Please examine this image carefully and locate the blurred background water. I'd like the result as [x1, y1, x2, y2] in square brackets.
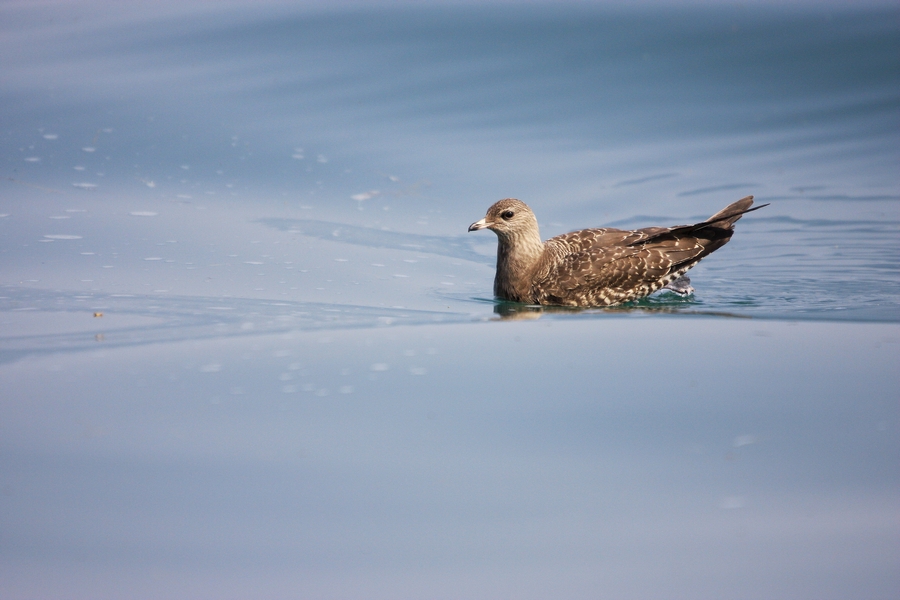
[1, 1, 898, 598]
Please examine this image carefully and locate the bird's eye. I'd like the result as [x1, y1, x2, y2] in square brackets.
[501, 210, 515, 220]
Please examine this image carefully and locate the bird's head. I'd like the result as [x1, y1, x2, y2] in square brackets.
[468, 198, 539, 242]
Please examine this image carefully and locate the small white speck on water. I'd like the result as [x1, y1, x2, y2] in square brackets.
[44, 234, 82, 240]
[733, 434, 757, 447]
[25, 157, 40, 162]
[82, 147, 96, 152]
[143, 257, 162, 261]
[409, 367, 427, 375]
[200, 363, 221, 373]
[72, 182, 97, 190]
[130, 211, 158, 217]
[370, 363, 389, 372]
[43, 133, 58, 140]
[339, 385, 354, 394]
[351, 190, 379, 201]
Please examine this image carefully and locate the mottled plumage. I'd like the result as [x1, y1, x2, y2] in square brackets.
[468, 196, 765, 307]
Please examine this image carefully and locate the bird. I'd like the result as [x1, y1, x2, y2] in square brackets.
[468, 196, 766, 307]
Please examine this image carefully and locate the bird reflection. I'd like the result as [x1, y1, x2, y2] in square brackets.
[492, 295, 750, 320]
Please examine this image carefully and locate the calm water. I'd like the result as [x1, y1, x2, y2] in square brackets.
[1, 2, 898, 598]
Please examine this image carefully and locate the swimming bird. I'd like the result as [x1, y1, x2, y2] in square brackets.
[468, 196, 766, 307]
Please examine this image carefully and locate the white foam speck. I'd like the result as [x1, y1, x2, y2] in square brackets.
[24, 157, 40, 162]
[351, 190, 379, 201]
[339, 385, 354, 394]
[72, 182, 97, 190]
[49, 215, 70, 220]
[74, 166, 85, 171]
[317, 154, 328, 163]
[43, 134, 58, 140]
[129, 211, 158, 217]
[733, 434, 757, 447]
[200, 363, 221, 373]
[44, 234, 82, 240]
[370, 363, 390, 372]
[143, 257, 163, 261]
[0, 214, 9, 218]
[82, 147, 96, 153]
[409, 367, 427, 375]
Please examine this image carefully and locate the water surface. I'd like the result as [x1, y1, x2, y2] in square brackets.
[1, 2, 898, 598]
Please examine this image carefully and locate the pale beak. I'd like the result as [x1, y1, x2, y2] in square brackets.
[468, 218, 490, 232]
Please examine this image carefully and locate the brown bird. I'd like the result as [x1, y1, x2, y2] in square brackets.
[468, 196, 766, 307]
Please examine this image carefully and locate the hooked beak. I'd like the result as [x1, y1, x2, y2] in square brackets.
[468, 217, 491, 232]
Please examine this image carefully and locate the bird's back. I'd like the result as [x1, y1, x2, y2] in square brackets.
[530, 196, 757, 306]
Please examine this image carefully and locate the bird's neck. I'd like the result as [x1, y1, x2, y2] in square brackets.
[494, 228, 545, 302]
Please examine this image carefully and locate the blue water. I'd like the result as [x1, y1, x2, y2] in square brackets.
[1, 2, 898, 598]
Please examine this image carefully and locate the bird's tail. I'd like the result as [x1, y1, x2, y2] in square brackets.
[627, 196, 767, 248]
[703, 196, 767, 229]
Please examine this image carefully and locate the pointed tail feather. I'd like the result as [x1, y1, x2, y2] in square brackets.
[703, 196, 769, 229]
[628, 196, 768, 247]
